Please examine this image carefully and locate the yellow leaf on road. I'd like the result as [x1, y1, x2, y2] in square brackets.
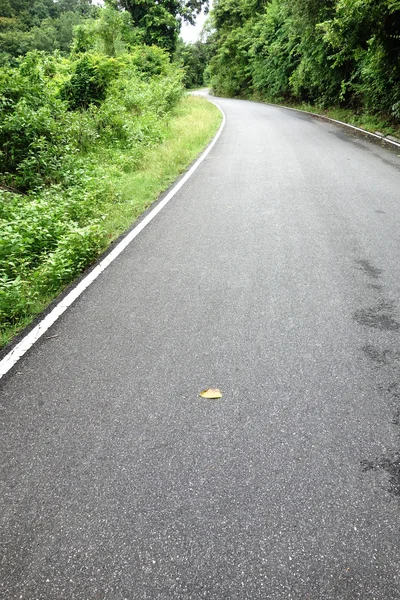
[199, 388, 222, 399]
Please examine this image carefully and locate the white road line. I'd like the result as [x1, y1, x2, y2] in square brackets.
[266, 102, 400, 148]
[0, 100, 226, 380]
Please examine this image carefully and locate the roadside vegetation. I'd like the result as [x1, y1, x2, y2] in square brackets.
[174, 37, 212, 89]
[6, 0, 399, 349]
[0, 1, 220, 349]
[208, 0, 400, 137]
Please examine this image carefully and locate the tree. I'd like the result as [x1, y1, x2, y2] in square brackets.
[71, 6, 140, 55]
[209, 0, 400, 121]
[174, 37, 211, 87]
[321, 0, 400, 112]
[0, 0, 98, 60]
[109, 0, 208, 53]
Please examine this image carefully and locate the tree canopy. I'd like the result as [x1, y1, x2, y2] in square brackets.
[0, 0, 97, 61]
[0, 0, 209, 60]
[108, 0, 208, 53]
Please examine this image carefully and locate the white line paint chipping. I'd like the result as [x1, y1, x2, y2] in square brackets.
[0, 101, 226, 380]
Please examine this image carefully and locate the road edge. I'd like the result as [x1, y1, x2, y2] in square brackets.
[263, 101, 400, 150]
[0, 100, 226, 380]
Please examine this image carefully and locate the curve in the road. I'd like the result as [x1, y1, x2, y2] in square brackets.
[1, 94, 400, 600]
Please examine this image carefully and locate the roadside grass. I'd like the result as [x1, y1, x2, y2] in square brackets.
[0, 95, 222, 350]
[95, 95, 222, 241]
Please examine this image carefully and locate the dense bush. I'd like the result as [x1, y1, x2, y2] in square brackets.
[0, 52, 71, 190]
[209, 0, 400, 120]
[0, 184, 106, 324]
[174, 38, 212, 88]
[60, 54, 120, 109]
[0, 43, 184, 330]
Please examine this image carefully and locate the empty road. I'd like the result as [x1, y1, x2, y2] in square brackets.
[1, 95, 400, 599]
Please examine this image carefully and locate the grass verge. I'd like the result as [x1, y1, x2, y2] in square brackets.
[95, 95, 222, 241]
[0, 95, 222, 350]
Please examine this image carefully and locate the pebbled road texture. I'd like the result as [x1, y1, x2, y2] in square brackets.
[1, 96, 400, 599]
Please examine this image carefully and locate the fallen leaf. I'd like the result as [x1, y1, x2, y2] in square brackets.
[199, 388, 222, 399]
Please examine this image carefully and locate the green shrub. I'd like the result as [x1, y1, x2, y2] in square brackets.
[250, 0, 300, 100]
[0, 44, 184, 334]
[0, 52, 70, 190]
[209, 26, 254, 97]
[32, 223, 106, 293]
[60, 54, 122, 110]
[129, 44, 173, 78]
[0, 275, 37, 327]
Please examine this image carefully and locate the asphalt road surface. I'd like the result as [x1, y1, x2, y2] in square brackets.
[1, 95, 400, 599]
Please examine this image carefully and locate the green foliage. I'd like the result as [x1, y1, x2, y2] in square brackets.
[129, 44, 176, 77]
[209, 22, 254, 97]
[250, 0, 300, 99]
[0, 0, 209, 59]
[0, 52, 71, 190]
[32, 222, 106, 293]
[0, 0, 97, 61]
[320, 0, 400, 112]
[174, 38, 211, 88]
[95, 6, 138, 55]
[209, 0, 400, 119]
[71, 6, 141, 56]
[111, 0, 208, 53]
[60, 54, 121, 109]
[210, 0, 275, 97]
[0, 28, 185, 334]
[0, 184, 105, 325]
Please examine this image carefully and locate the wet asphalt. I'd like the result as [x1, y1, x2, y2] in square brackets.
[1, 95, 400, 599]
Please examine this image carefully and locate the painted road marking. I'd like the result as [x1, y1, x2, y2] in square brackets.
[0, 100, 226, 380]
